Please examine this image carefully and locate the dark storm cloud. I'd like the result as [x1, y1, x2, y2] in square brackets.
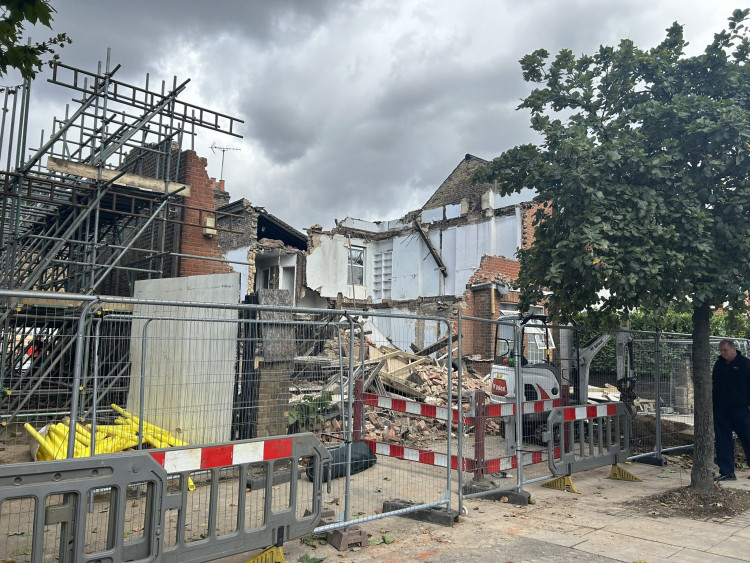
[13, 0, 745, 231]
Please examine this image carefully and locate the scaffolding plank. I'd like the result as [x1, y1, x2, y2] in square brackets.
[46, 157, 191, 197]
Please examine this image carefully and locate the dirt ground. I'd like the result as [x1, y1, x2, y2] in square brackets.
[630, 415, 694, 452]
[625, 451, 750, 521]
[631, 483, 750, 520]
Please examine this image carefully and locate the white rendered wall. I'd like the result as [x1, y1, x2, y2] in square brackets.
[306, 212, 521, 302]
[306, 234, 368, 300]
[224, 247, 250, 296]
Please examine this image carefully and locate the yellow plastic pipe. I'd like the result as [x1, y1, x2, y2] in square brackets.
[24, 423, 56, 460]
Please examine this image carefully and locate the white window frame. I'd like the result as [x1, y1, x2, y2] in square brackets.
[347, 246, 365, 286]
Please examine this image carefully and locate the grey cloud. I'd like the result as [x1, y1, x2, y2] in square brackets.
[14, 0, 745, 233]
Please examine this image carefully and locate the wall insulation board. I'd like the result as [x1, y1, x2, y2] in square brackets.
[127, 273, 241, 445]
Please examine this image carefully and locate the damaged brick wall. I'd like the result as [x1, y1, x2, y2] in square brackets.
[177, 150, 234, 277]
[460, 255, 520, 370]
[217, 200, 259, 294]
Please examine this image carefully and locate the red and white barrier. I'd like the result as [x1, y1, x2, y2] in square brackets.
[149, 438, 293, 473]
[483, 398, 563, 420]
[358, 387, 565, 479]
[364, 439, 460, 470]
[562, 403, 618, 421]
[363, 392, 459, 422]
[364, 438, 559, 474]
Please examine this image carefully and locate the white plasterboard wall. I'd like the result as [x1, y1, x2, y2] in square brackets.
[306, 212, 521, 302]
[429, 215, 520, 295]
[127, 273, 240, 445]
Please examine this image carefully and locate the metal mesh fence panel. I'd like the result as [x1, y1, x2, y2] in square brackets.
[318, 310, 456, 531]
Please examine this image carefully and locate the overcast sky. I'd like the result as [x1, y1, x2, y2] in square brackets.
[16, 1, 745, 231]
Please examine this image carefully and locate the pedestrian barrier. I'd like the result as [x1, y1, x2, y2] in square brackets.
[0, 433, 331, 563]
[355, 384, 460, 467]
[356, 384, 562, 506]
[467, 390, 563, 481]
[542, 402, 640, 493]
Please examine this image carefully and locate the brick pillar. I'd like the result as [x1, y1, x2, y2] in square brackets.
[255, 289, 293, 437]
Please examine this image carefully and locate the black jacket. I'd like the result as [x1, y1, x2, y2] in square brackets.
[712, 350, 750, 410]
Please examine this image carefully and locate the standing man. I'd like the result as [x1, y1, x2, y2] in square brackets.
[713, 339, 750, 481]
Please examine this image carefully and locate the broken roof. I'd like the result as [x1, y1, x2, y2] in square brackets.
[218, 198, 308, 250]
[421, 154, 494, 211]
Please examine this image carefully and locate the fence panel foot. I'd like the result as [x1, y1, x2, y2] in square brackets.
[327, 526, 369, 550]
[542, 475, 581, 494]
[462, 479, 530, 505]
[382, 499, 460, 526]
[608, 465, 643, 482]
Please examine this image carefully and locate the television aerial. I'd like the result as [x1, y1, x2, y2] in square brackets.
[210, 142, 241, 180]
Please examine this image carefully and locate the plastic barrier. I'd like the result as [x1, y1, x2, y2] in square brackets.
[0, 433, 331, 563]
[544, 402, 632, 476]
[467, 390, 563, 480]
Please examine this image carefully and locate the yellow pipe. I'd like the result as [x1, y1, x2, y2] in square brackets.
[24, 423, 56, 460]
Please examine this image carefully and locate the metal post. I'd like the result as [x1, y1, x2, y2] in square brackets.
[474, 389, 486, 481]
[138, 319, 154, 449]
[514, 319, 524, 488]
[90, 317, 102, 456]
[353, 379, 363, 442]
[457, 312, 464, 514]
[446, 322, 454, 511]
[654, 334, 663, 458]
[67, 299, 100, 456]
[343, 315, 355, 524]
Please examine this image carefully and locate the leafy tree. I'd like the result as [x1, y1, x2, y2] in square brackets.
[475, 10, 750, 491]
[0, 0, 70, 80]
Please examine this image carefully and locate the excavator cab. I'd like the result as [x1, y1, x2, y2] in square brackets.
[490, 313, 559, 404]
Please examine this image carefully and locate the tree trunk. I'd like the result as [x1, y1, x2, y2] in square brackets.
[690, 302, 715, 490]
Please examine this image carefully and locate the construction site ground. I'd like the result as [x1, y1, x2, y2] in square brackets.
[219, 460, 750, 563]
[5, 422, 750, 561]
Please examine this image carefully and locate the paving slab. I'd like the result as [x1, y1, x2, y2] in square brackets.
[572, 529, 683, 561]
[666, 547, 748, 562]
[601, 517, 735, 550]
[707, 535, 750, 561]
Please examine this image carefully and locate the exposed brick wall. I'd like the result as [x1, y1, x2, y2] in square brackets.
[177, 151, 234, 277]
[521, 201, 548, 250]
[460, 255, 521, 370]
[467, 255, 520, 283]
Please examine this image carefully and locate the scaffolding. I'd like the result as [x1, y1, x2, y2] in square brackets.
[0, 50, 245, 432]
[0, 50, 244, 295]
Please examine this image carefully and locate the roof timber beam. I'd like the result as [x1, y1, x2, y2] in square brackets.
[413, 220, 448, 278]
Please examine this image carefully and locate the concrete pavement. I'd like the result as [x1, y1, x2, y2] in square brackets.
[220, 461, 750, 562]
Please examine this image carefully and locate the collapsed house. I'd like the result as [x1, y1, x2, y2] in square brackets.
[302, 154, 543, 362]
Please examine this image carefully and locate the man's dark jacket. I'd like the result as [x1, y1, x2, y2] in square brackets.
[712, 350, 750, 410]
